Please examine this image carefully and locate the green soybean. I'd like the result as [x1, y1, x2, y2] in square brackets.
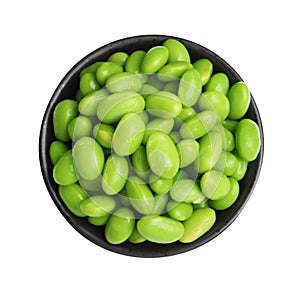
[199, 91, 230, 121]
[101, 155, 129, 195]
[149, 173, 173, 195]
[78, 175, 102, 193]
[158, 61, 192, 82]
[222, 119, 238, 133]
[80, 62, 104, 78]
[96, 62, 123, 86]
[97, 91, 145, 124]
[231, 151, 248, 181]
[167, 201, 193, 221]
[143, 117, 174, 144]
[196, 131, 223, 174]
[146, 131, 179, 179]
[163, 39, 190, 63]
[112, 113, 145, 156]
[106, 72, 142, 93]
[88, 213, 111, 226]
[59, 183, 88, 217]
[105, 207, 135, 244]
[177, 139, 199, 168]
[67, 116, 92, 141]
[235, 119, 261, 162]
[137, 215, 184, 244]
[179, 110, 218, 139]
[205, 72, 230, 95]
[178, 68, 202, 106]
[80, 195, 116, 217]
[125, 50, 146, 73]
[163, 81, 179, 94]
[214, 151, 238, 176]
[53, 150, 78, 185]
[180, 208, 216, 243]
[78, 88, 109, 116]
[93, 123, 114, 149]
[138, 83, 159, 99]
[141, 46, 169, 73]
[170, 179, 205, 203]
[107, 52, 128, 67]
[126, 176, 155, 215]
[49, 140, 69, 165]
[146, 91, 182, 118]
[80, 73, 100, 96]
[128, 227, 146, 244]
[200, 170, 230, 200]
[72, 137, 104, 180]
[53, 99, 78, 142]
[193, 58, 213, 86]
[75, 90, 83, 102]
[131, 145, 150, 180]
[177, 107, 196, 122]
[228, 82, 250, 120]
[152, 194, 169, 215]
[209, 177, 239, 210]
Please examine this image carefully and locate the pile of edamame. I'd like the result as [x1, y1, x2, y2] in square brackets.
[50, 39, 261, 245]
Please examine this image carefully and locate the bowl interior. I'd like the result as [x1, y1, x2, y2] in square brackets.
[39, 35, 264, 257]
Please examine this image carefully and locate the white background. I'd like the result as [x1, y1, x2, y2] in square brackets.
[1, 0, 299, 290]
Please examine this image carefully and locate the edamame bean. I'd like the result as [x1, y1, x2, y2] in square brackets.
[125, 50, 146, 74]
[177, 139, 199, 168]
[205, 72, 230, 95]
[67, 116, 92, 141]
[180, 208, 216, 243]
[106, 72, 142, 93]
[53, 150, 78, 185]
[80, 72, 100, 96]
[143, 117, 174, 144]
[177, 107, 196, 122]
[178, 68, 202, 106]
[112, 113, 145, 156]
[146, 91, 182, 118]
[212, 124, 235, 152]
[53, 99, 78, 142]
[167, 201, 193, 221]
[138, 83, 159, 99]
[222, 119, 238, 133]
[49, 140, 69, 165]
[105, 207, 135, 244]
[107, 52, 128, 67]
[200, 170, 230, 200]
[97, 91, 145, 124]
[78, 175, 102, 193]
[146, 74, 165, 90]
[101, 155, 129, 195]
[235, 119, 261, 162]
[80, 195, 115, 217]
[128, 227, 146, 244]
[59, 183, 88, 217]
[170, 179, 205, 203]
[146, 131, 179, 179]
[158, 61, 192, 82]
[196, 131, 223, 174]
[78, 88, 109, 116]
[137, 215, 184, 244]
[163, 81, 179, 94]
[80, 62, 104, 78]
[231, 151, 248, 181]
[140, 46, 169, 73]
[131, 145, 150, 179]
[96, 62, 123, 86]
[88, 213, 111, 226]
[213, 151, 238, 176]
[193, 58, 213, 85]
[152, 193, 169, 215]
[76, 90, 83, 102]
[163, 39, 190, 63]
[149, 173, 173, 195]
[93, 123, 114, 149]
[126, 176, 155, 215]
[179, 110, 218, 139]
[208, 177, 239, 210]
[72, 137, 104, 180]
[228, 82, 250, 120]
[199, 90, 230, 121]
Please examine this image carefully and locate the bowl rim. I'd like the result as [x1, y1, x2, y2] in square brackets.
[39, 34, 264, 257]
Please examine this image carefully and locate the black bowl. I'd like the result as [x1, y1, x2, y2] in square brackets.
[39, 35, 264, 257]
